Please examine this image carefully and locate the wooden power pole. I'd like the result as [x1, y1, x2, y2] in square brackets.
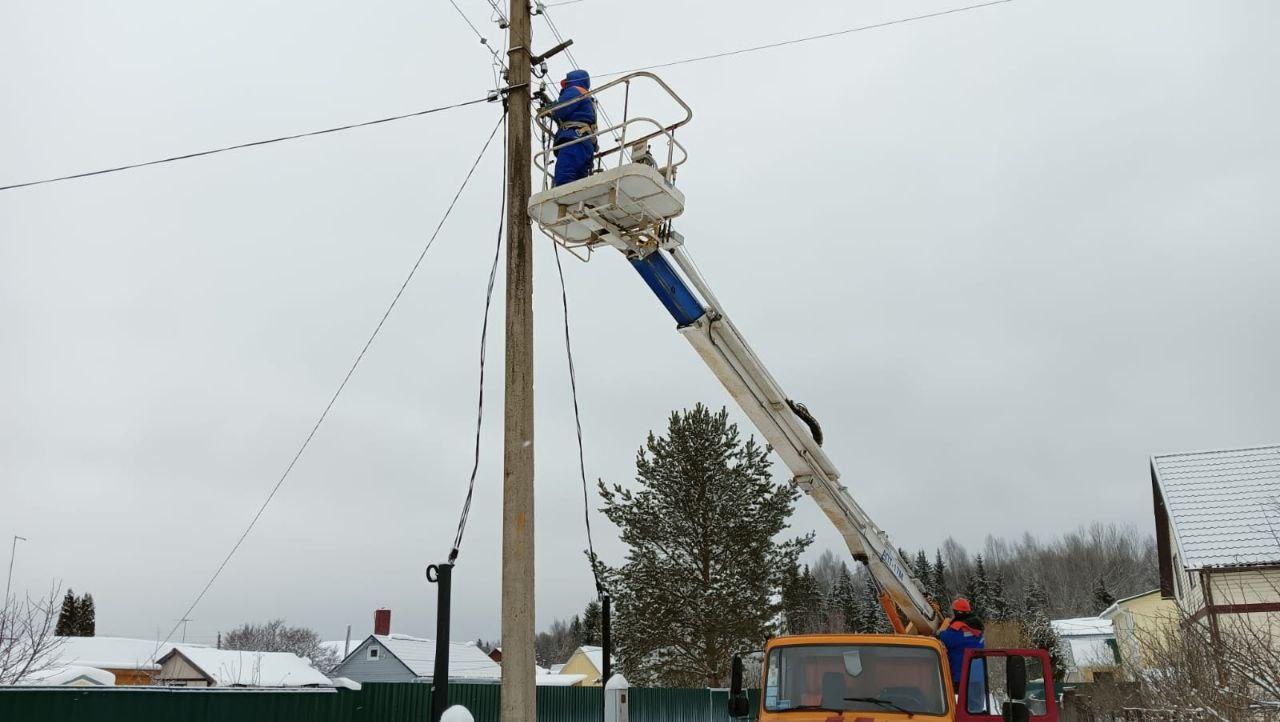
[501, 0, 536, 720]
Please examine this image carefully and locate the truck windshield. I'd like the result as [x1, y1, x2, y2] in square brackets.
[764, 644, 948, 717]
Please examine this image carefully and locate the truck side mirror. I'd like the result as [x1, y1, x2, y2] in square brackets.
[1006, 656, 1027, 699]
[727, 655, 749, 718]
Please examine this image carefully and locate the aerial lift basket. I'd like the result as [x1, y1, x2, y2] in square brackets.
[528, 72, 692, 260]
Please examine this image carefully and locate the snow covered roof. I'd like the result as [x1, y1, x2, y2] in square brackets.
[1051, 617, 1114, 638]
[51, 636, 188, 671]
[1152, 445, 1280, 569]
[162, 647, 333, 687]
[22, 665, 116, 686]
[581, 645, 605, 674]
[535, 673, 588, 686]
[372, 634, 502, 681]
[1051, 618, 1117, 672]
[1098, 589, 1163, 620]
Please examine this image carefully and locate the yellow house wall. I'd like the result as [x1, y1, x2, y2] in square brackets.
[560, 650, 601, 686]
[1104, 591, 1178, 674]
[1209, 569, 1280, 606]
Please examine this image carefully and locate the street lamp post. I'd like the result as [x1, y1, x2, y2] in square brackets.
[5, 535, 28, 605]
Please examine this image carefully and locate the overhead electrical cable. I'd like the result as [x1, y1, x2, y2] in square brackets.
[597, 0, 1012, 78]
[448, 112, 509, 564]
[550, 239, 605, 593]
[447, 0, 508, 71]
[159, 111, 506, 647]
[0, 95, 493, 192]
[537, 7, 623, 147]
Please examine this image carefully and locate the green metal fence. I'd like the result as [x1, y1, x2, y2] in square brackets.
[0, 682, 753, 722]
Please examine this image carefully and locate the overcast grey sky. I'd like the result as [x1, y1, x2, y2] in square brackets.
[2, 0, 1277, 647]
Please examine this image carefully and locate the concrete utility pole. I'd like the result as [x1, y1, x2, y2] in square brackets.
[500, 0, 536, 720]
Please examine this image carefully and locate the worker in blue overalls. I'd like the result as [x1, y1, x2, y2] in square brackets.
[551, 69, 597, 186]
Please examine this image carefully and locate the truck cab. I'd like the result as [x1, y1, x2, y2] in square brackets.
[729, 635, 1058, 722]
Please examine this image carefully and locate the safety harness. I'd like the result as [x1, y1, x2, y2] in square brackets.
[557, 86, 597, 140]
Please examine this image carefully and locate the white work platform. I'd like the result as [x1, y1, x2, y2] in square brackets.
[528, 163, 685, 248]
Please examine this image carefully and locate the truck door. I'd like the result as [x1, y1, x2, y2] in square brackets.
[955, 649, 1058, 722]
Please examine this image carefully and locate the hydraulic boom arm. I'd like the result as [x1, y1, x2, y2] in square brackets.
[628, 242, 942, 636]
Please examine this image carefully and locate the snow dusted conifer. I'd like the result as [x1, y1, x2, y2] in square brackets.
[1092, 576, 1116, 613]
[856, 572, 891, 634]
[1022, 579, 1064, 680]
[987, 572, 1012, 621]
[54, 590, 78, 637]
[597, 404, 811, 687]
[833, 565, 857, 631]
[797, 565, 823, 633]
[912, 550, 932, 600]
[581, 601, 602, 646]
[931, 550, 949, 604]
[77, 593, 95, 637]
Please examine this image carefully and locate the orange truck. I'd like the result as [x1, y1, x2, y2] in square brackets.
[727, 635, 1057, 722]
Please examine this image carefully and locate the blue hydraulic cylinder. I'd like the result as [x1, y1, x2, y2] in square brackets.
[629, 251, 706, 327]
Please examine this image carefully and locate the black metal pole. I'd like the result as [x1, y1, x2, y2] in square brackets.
[601, 594, 612, 684]
[428, 563, 454, 722]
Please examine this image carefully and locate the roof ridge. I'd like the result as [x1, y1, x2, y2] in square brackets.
[1152, 444, 1280, 461]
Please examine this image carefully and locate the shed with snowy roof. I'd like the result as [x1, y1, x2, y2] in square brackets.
[155, 646, 333, 687]
[1050, 617, 1119, 684]
[1151, 444, 1280, 638]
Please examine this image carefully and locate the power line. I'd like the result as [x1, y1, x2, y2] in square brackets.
[597, 0, 1013, 78]
[537, 7, 623, 147]
[447, 0, 508, 70]
[160, 110, 507, 647]
[448, 112, 508, 564]
[0, 96, 492, 192]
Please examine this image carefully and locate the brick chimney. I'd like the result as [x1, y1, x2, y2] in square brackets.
[374, 608, 391, 636]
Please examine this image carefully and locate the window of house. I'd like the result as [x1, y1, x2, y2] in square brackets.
[1188, 569, 1196, 589]
[368, 645, 381, 661]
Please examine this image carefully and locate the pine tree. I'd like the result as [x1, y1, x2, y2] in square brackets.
[987, 572, 1012, 621]
[78, 593, 96, 636]
[1092, 576, 1116, 613]
[1022, 580, 1065, 680]
[779, 560, 805, 634]
[797, 566, 824, 633]
[931, 550, 948, 604]
[581, 600, 602, 646]
[568, 615, 583, 646]
[597, 404, 812, 687]
[55, 589, 78, 636]
[833, 566, 857, 632]
[856, 573, 890, 633]
[912, 550, 932, 600]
